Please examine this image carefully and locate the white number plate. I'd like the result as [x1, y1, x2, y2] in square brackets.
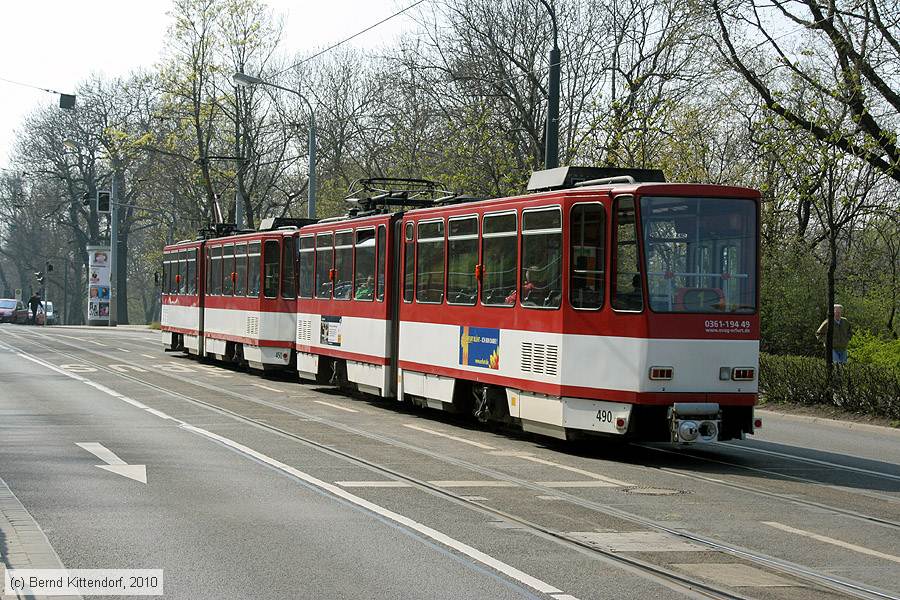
[563, 397, 632, 434]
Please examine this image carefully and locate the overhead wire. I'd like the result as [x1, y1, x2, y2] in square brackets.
[0, 75, 71, 96]
[275, 0, 429, 77]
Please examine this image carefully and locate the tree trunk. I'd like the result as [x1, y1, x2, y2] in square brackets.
[825, 235, 837, 378]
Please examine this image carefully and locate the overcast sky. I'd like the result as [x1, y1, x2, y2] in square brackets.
[0, 0, 415, 171]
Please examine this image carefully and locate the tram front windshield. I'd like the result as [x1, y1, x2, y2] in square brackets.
[640, 196, 756, 313]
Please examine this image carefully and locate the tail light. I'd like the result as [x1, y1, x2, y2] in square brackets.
[732, 368, 755, 381]
[649, 366, 673, 380]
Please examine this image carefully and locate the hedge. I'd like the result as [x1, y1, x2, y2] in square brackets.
[759, 353, 900, 420]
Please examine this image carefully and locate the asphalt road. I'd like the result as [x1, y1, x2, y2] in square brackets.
[1, 324, 898, 600]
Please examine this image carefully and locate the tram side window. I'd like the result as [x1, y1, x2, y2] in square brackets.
[403, 222, 414, 302]
[178, 250, 187, 295]
[376, 225, 386, 302]
[263, 240, 280, 298]
[354, 228, 375, 301]
[333, 232, 353, 300]
[481, 213, 517, 306]
[222, 246, 235, 296]
[416, 220, 445, 304]
[570, 204, 605, 309]
[168, 256, 175, 295]
[448, 217, 477, 305]
[234, 243, 247, 297]
[521, 208, 562, 309]
[211, 246, 223, 295]
[315, 233, 333, 299]
[281, 237, 296, 299]
[187, 250, 197, 295]
[611, 197, 643, 311]
[298, 236, 314, 298]
[163, 258, 170, 294]
[247, 242, 261, 297]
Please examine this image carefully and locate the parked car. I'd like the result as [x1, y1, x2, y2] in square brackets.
[44, 301, 57, 325]
[0, 299, 29, 324]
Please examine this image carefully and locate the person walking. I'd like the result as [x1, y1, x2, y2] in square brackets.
[27, 293, 43, 325]
[816, 304, 852, 364]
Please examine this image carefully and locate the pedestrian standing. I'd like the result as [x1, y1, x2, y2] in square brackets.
[816, 304, 852, 364]
[28, 293, 43, 325]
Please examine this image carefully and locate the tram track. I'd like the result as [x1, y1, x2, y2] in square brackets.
[3, 329, 897, 600]
[634, 446, 900, 530]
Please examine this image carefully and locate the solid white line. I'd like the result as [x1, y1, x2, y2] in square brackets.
[76, 442, 126, 466]
[252, 383, 284, 393]
[181, 423, 575, 597]
[313, 400, 359, 413]
[145, 408, 172, 420]
[762, 521, 900, 564]
[724, 444, 900, 482]
[402, 423, 496, 450]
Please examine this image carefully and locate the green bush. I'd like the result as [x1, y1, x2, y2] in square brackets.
[848, 330, 900, 369]
[759, 353, 900, 420]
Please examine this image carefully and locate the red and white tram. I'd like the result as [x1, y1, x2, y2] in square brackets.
[161, 239, 203, 355]
[161, 219, 308, 370]
[161, 167, 761, 444]
[294, 212, 398, 396]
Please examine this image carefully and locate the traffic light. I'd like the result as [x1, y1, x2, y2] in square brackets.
[97, 190, 111, 214]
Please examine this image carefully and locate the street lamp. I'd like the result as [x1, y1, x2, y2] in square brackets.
[232, 72, 317, 219]
[538, 0, 560, 169]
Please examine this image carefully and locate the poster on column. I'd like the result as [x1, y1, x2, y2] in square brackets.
[87, 246, 110, 324]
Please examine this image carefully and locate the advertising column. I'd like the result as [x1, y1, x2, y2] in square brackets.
[86, 246, 111, 325]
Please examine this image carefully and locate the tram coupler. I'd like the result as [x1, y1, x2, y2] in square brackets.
[669, 403, 720, 444]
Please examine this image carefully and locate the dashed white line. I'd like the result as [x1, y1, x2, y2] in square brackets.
[491, 451, 631, 487]
[429, 480, 516, 488]
[181, 423, 576, 598]
[403, 423, 496, 450]
[762, 521, 900, 565]
[87, 339, 107, 347]
[117, 347, 131, 353]
[337, 480, 411, 488]
[313, 400, 359, 413]
[252, 383, 284, 393]
[141, 354, 155, 359]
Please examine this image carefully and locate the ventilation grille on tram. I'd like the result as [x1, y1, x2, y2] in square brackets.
[297, 318, 312, 343]
[245, 316, 260, 337]
[520, 341, 559, 377]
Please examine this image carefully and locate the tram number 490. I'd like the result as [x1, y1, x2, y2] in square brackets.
[596, 409, 614, 424]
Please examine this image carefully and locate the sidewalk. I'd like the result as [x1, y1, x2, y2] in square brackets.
[0, 477, 80, 600]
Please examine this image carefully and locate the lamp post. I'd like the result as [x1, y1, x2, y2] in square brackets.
[538, 0, 560, 169]
[232, 72, 317, 219]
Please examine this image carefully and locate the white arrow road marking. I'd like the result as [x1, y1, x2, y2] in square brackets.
[76, 442, 147, 484]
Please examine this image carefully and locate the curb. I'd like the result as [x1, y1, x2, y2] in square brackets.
[756, 408, 900, 436]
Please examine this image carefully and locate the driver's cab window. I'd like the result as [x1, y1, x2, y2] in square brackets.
[611, 196, 643, 311]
